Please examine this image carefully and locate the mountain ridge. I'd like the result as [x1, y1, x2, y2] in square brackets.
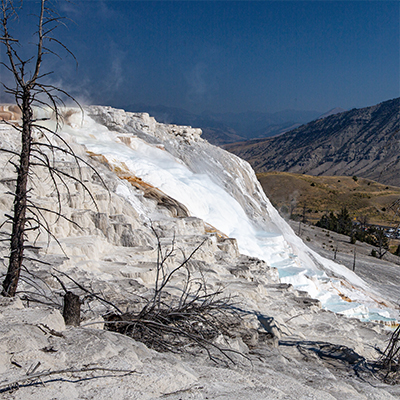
[225, 98, 400, 186]
[120, 103, 322, 145]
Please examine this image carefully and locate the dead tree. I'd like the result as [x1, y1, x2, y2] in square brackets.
[0, 0, 101, 297]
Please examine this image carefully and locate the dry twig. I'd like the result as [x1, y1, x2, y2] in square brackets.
[0, 366, 138, 393]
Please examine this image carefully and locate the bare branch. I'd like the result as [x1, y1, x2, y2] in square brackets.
[0, 366, 137, 393]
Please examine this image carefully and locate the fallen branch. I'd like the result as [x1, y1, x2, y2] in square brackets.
[0, 366, 138, 393]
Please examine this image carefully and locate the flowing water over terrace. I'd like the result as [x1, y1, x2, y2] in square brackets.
[38, 107, 398, 325]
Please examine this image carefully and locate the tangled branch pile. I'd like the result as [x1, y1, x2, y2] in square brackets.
[104, 232, 245, 364]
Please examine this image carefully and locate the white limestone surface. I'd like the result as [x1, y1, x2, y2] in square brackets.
[0, 108, 399, 399]
[46, 106, 398, 323]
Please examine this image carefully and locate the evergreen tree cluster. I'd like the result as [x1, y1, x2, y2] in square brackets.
[316, 207, 353, 235]
[353, 225, 389, 249]
[315, 208, 392, 258]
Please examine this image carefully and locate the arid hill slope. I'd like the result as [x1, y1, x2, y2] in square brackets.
[257, 172, 400, 225]
[226, 98, 400, 186]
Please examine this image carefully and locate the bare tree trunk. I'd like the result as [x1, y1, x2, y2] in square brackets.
[1, 0, 101, 297]
[2, 92, 32, 297]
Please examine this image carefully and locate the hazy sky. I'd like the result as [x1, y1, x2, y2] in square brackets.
[1, 0, 399, 114]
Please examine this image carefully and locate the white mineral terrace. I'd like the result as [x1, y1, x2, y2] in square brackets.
[36, 107, 397, 324]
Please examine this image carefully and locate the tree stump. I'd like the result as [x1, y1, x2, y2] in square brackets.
[63, 291, 80, 326]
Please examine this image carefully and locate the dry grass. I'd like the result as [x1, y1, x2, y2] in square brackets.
[257, 172, 400, 225]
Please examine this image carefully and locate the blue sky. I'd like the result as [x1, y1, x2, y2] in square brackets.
[1, 0, 399, 114]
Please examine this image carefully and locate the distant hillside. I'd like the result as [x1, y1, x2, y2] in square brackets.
[122, 103, 321, 145]
[317, 107, 346, 120]
[226, 98, 400, 186]
[257, 172, 400, 225]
